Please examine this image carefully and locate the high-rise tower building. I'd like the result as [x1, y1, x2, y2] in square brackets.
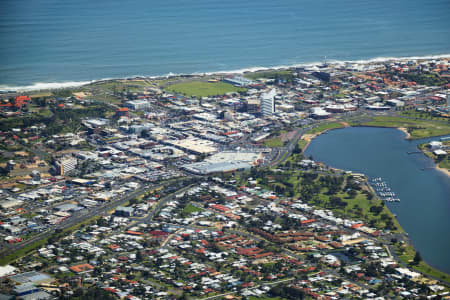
[260, 89, 277, 117]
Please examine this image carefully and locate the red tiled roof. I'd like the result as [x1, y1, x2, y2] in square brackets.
[300, 219, 315, 225]
[69, 263, 94, 273]
[351, 223, 364, 229]
[126, 230, 143, 235]
[150, 230, 168, 236]
[211, 204, 230, 212]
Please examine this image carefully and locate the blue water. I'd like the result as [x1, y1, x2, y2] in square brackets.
[305, 127, 450, 274]
[0, 0, 449, 88]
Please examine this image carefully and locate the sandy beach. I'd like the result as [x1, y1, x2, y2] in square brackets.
[301, 123, 350, 153]
[397, 127, 411, 139]
[436, 165, 450, 178]
[301, 134, 316, 153]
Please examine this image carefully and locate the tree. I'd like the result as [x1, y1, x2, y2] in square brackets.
[330, 196, 341, 207]
[97, 217, 108, 227]
[413, 251, 422, 265]
[347, 189, 357, 198]
[136, 250, 143, 262]
[293, 143, 302, 154]
[285, 160, 291, 168]
[370, 205, 383, 215]
[0, 167, 9, 177]
[140, 129, 150, 138]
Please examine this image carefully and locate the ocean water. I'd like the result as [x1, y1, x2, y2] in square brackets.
[0, 0, 449, 89]
[305, 127, 450, 274]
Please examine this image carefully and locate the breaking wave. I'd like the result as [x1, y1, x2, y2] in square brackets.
[1, 53, 449, 92]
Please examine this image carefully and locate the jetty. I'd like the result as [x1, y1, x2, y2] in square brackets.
[407, 151, 422, 155]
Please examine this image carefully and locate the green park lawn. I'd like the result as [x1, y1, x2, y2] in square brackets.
[352, 116, 450, 139]
[399, 109, 449, 122]
[306, 122, 345, 135]
[257, 167, 402, 233]
[166, 81, 246, 97]
[396, 243, 450, 283]
[317, 191, 403, 233]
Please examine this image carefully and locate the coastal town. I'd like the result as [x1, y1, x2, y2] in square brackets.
[0, 57, 449, 300]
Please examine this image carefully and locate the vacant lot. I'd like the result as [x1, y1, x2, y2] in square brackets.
[264, 137, 284, 148]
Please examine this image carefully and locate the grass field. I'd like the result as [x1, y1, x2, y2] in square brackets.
[31, 108, 52, 117]
[399, 109, 449, 122]
[165, 81, 246, 97]
[306, 122, 345, 135]
[182, 204, 203, 215]
[88, 80, 152, 91]
[264, 137, 284, 148]
[352, 116, 450, 139]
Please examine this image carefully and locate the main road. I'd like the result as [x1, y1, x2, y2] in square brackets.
[0, 178, 197, 260]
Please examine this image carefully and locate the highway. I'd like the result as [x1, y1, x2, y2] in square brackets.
[269, 125, 313, 167]
[131, 183, 198, 223]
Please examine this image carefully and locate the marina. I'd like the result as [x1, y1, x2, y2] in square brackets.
[370, 177, 400, 202]
[305, 126, 450, 273]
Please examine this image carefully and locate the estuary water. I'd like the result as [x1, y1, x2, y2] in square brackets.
[304, 127, 450, 273]
[1, 0, 449, 89]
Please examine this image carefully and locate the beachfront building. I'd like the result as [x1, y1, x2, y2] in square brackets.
[260, 89, 277, 117]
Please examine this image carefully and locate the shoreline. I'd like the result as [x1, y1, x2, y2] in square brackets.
[352, 124, 414, 140]
[2, 53, 450, 92]
[301, 134, 314, 153]
[397, 127, 411, 139]
[303, 126, 449, 179]
[436, 165, 450, 178]
[301, 126, 450, 278]
[301, 122, 350, 153]
[416, 142, 450, 179]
